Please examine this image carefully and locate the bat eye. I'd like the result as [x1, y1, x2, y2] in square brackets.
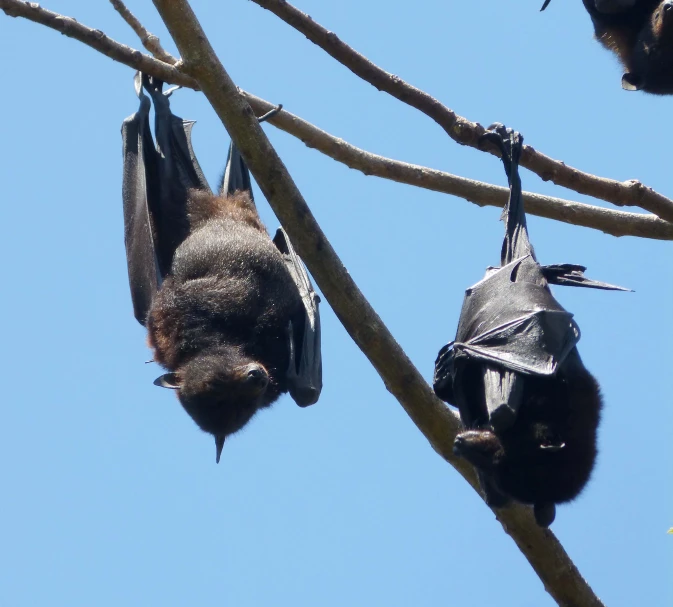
[154, 373, 182, 390]
[245, 365, 269, 390]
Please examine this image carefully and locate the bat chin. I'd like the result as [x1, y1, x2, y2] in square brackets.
[180, 394, 263, 440]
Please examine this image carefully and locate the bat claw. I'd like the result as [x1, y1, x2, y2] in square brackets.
[257, 104, 283, 123]
[479, 124, 524, 175]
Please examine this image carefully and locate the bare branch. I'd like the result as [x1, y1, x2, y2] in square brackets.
[2, 0, 671, 243]
[242, 92, 673, 241]
[0, 0, 195, 87]
[250, 0, 673, 224]
[108, 0, 177, 64]
[150, 1, 606, 605]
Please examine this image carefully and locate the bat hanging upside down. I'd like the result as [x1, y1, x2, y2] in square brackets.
[433, 125, 629, 527]
[121, 73, 322, 463]
[541, 0, 673, 94]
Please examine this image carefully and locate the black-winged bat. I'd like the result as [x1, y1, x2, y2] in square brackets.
[121, 73, 322, 463]
[541, 0, 673, 94]
[433, 125, 628, 527]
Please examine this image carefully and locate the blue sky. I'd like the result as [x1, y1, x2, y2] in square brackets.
[0, 1, 670, 605]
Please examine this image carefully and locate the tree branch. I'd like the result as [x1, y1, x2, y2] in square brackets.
[241, 92, 673, 241]
[249, 0, 673, 225]
[149, 1, 606, 605]
[108, 0, 177, 65]
[0, 0, 195, 87]
[1, 0, 671, 244]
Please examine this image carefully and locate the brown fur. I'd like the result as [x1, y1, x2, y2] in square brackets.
[146, 189, 303, 445]
[188, 190, 267, 233]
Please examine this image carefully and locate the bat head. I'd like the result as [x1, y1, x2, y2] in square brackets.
[454, 426, 566, 527]
[454, 361, 602, 523]
[623, 0, 673, 93]
[154, 346, 272, 461]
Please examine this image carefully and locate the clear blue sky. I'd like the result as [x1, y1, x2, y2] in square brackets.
[0, 1, 670, 605]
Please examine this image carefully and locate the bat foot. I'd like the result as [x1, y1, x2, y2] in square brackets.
[479, 123, 522, 156]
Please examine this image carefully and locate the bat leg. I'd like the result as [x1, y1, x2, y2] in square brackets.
[534, 502, 556, 528]
[483, 366, 523, 432]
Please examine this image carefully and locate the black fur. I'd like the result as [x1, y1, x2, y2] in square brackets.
[452, 350, 602, 526]
[542, 0, 673, 94]
[147, 190, 303, 442]
[434, 125, 613, 527]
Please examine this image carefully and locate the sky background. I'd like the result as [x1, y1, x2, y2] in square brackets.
[0, 1, 671, 605]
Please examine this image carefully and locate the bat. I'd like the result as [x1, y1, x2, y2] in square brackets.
[541, 0, 673, 94]
[121, 73, 322, 463]
[433, 124, 629, 527]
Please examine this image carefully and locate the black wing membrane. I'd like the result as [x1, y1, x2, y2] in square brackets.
[273, 228, 323, 406]
[121, 72, 210, 326]
[121, 74, 160, 326]
[219, 113, 323, 407]
[434, 125, 627, 430]
[219, 141, 253, 196]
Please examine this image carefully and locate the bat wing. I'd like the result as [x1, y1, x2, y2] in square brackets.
[541, 264, 631, 291]
[122, 73, 161, 325]
[219, 140, 253, 196]
[121, 73, 211, 325]
[454, 257, 580, 376]
[434, 256, 580, 429]
[273, 228, 323, 407]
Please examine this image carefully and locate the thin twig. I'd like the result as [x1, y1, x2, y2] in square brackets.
[1, 0, 671, 243]
[249, 0, 673, 224]
[150, 1, 606, 605]
[109, 0, 177, 64]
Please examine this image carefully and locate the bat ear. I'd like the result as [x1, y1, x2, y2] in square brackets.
[622, 72, 642, 91]
[153, 373, 182, 389]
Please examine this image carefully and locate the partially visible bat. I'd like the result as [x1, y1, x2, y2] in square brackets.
[121, 73, 322, 463]
[541, 0, 673, 94]
[433, 125, 628, 527]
